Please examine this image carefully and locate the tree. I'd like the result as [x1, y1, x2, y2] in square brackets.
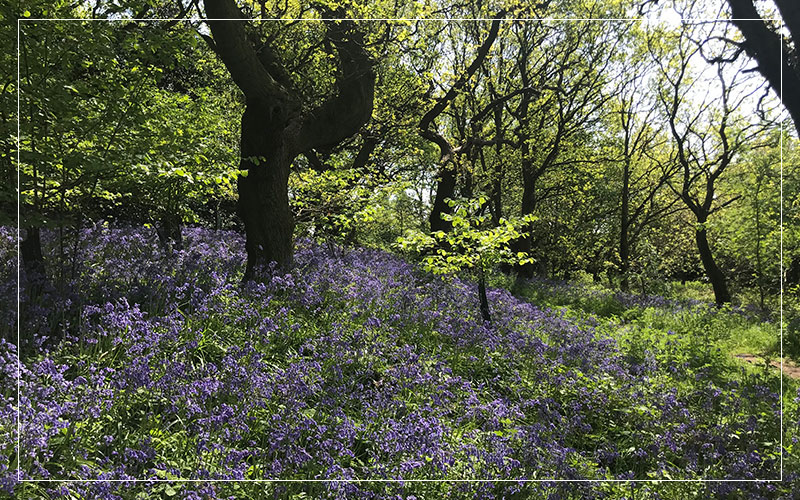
[612, 56, 681, 291]
[724, 0, 800, 136]
[290, 15, 435, 249]
[397, 197, 534, 323]
[0, 2, 17, 228]
[203, 0, 376, 278]
[18, 14, 170, 283]
[651, 21, 774, 305]
[17, 5, 237, 286]
[712, 132, 797, 309]
[418, 12, 506, 233]
[505, 15, 625, 277]
[720, 140, 779, 308]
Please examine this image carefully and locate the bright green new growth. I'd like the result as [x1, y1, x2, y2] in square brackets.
[398, 196, 535, 274]
[397, 197, 535, 321]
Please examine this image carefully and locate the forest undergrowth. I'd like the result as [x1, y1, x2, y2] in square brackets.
[1, 226, 798, 499]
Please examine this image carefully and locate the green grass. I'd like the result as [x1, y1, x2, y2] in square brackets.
[512, 275, 797, 404]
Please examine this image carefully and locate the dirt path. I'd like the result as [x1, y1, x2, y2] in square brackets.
[734, 353, 800, 379]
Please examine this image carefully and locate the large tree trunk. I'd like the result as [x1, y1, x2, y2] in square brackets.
[695, 224, 731, 306]
[238, 103, 294, 277]
[205, 0, 374, 280]
[429, 165, 456, 233]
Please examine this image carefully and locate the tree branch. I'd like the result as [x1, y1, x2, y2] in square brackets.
[419, 11, 505, 133]
[775, 0, 800, 45]
[204, 0, 292, 104]
[725, 0, 800, 134]
[295, 16, 376, 153]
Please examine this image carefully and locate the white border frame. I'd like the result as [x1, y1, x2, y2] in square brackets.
[15, 13, 786, 487]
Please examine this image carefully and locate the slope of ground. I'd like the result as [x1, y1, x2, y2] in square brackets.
[0, 226, 797, 499]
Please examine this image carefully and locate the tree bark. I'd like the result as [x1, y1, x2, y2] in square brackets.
[237, 102, 294, 277]
[478, 267, 491, 323]
[205, 0, 374, 278]
[695, 223, 731, 306]
[725, 0, 800, 136]
[429, 165, 456, 233]
[620, 155, 630, 292]
[511, 159, 539, 279]
[490, 105, 504, 227]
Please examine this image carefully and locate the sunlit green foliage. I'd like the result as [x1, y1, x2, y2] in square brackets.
[397, 197, 535, 275]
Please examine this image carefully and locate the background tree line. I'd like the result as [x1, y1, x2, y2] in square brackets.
[4, 0, 799, 312]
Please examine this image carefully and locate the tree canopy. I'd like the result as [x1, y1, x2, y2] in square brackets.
[6, 0, 796, 304]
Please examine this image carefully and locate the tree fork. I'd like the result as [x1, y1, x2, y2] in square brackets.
[205, 0, 375, 278]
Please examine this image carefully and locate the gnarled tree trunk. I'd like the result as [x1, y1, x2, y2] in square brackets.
[237, 102, 294, 276]
[205, 0, 375, 279]
[429, 165, 457, 233]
